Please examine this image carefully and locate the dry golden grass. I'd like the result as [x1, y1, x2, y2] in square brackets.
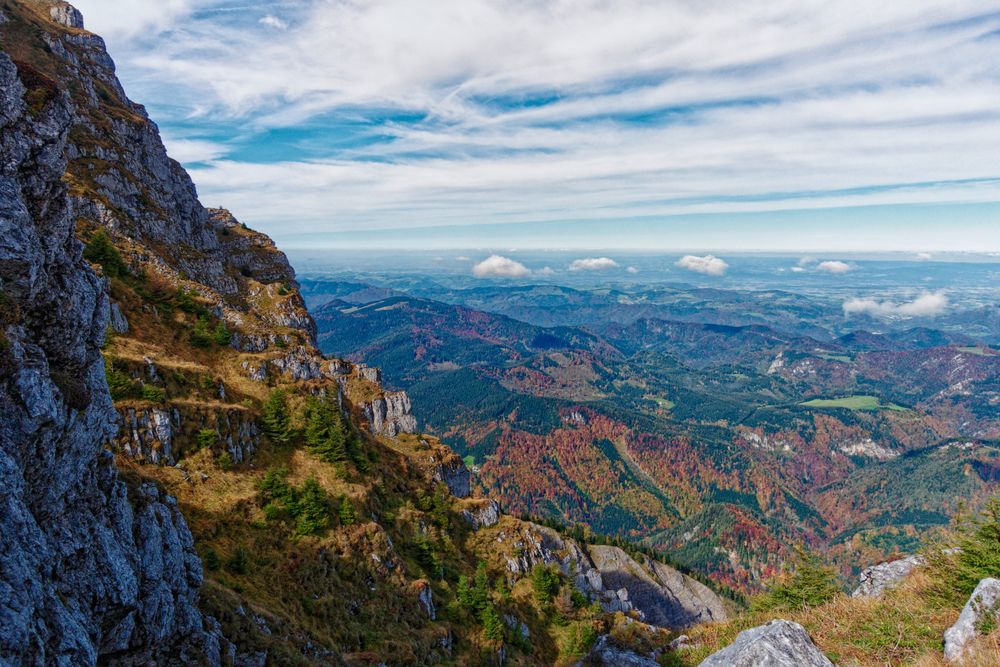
[676, 570, 1000, 666]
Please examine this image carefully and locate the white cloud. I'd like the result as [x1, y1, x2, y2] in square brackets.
[843, 291, 949, 318]
[259, 15, 288, 30]
[73, 0, 190, 39]
[536, 266, 555, 276]
[817, 260, 852, 274]
[676, 255, 729, 276]
[161, 136, 229, 163]
[78, 1, 1000, 250]
[916, 252, 933, 260]
[626, 266, 639, 274]
[790, 266, 807, 273]
[568, 257, 618, 271]
[472, 255, 530, 278]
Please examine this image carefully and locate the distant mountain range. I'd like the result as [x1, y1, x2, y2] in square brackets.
[305, 277, 1000, 591]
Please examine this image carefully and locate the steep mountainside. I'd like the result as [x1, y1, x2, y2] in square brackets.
[0, 3, 731, 665]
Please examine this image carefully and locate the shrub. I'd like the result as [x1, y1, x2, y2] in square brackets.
[196, 428, 217, 450]
[105, 359, 141, 400]
[83, 229, 127, 278]
[202, 547, 221, 571]
[752, 550, 841, 612]
[213, 323, 232, 346]
[141, 384, 165, 403]
[226, 547, 248, 575]
[190, 316, 214, 348]
[216, 452, 233, 471]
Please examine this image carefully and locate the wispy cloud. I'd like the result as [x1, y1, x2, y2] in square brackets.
[75, 0, 1000, 249]
[843, 291, 949, 318]
[259, 14, 288, 30]
[472, 255, 530, 278]
[676, 254, 729, 276]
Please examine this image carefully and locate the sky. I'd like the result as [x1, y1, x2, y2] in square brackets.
[72, 0, 1000, 251]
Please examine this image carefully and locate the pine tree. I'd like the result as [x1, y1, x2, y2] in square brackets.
[83, 229, 127, 278]
[338, 497, 357, 526]
[531, 564, 559, 603]
[472, 562, 491, 617]
[305, 395, 348, 465]
[261, 389, 293, 446]
[213, 322, 231, 346]
[457, 575, 474, 610]
[481, 603, 505, 644]
[295, 478, 329, 536]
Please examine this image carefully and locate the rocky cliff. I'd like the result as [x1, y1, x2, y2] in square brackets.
[0, 3, 224, 663]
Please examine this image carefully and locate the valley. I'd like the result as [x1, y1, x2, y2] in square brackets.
[303, 274, 1000, 592]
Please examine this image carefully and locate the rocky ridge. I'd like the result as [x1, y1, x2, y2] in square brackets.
[0, 4, 225, 662]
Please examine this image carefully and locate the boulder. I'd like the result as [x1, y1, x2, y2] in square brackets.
[852, 555, 924, 597]
[699, 619, 833, 667]
[944, 578, 1000, 662]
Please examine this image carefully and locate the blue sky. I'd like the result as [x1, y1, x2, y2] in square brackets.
[73, 0, 1000, 251]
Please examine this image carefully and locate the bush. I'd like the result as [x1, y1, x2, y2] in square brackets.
[226, 547, 248, 575]
[196, 428, 217, 450]
[213, 323, 232, 346]
[482, 603, 505, 644]
[83, 229, 128, 278]
[202, 547, 221, 571]
[105, 359, 142, 400]
[190, 316, 214, 348]
[752, 550, 841, 612]
[216, 452, 233, 471]
[141, 384, 165, 403]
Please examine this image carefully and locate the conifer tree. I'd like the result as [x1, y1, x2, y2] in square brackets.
[261, 389, 293, 446]
[295, 478, 329, 536]
[338, 496, 357, 526]
[482, 603, 505, 644]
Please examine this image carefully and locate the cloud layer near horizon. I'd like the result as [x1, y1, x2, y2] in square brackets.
[74, 0, 1000, 249]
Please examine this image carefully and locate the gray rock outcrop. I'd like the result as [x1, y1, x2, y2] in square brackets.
[362, 390, 417, 437]
[462, 499, 501, 529]
[944, 578, 1000, 662]
[0, 36, 222, 665]
[699, 619, 834, 667]
[853, 555, 924, 597]
[583, 635, 660, 666]
[495, 523, 725, 630]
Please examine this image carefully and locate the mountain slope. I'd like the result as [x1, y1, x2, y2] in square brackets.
[0, 3, 730, 664]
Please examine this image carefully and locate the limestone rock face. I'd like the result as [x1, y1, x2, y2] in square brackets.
[49, 2, 83, 28]
[853, 555, 924, 597]
[362, 390, 417, 437]
[585, 545, 727, 629]
[698, 619, 833, 667]
[461, 499, 501, 529]
[0, 41, 221, 665]
[944, 578, 1000, 662]
[494, 523, 726, 630]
